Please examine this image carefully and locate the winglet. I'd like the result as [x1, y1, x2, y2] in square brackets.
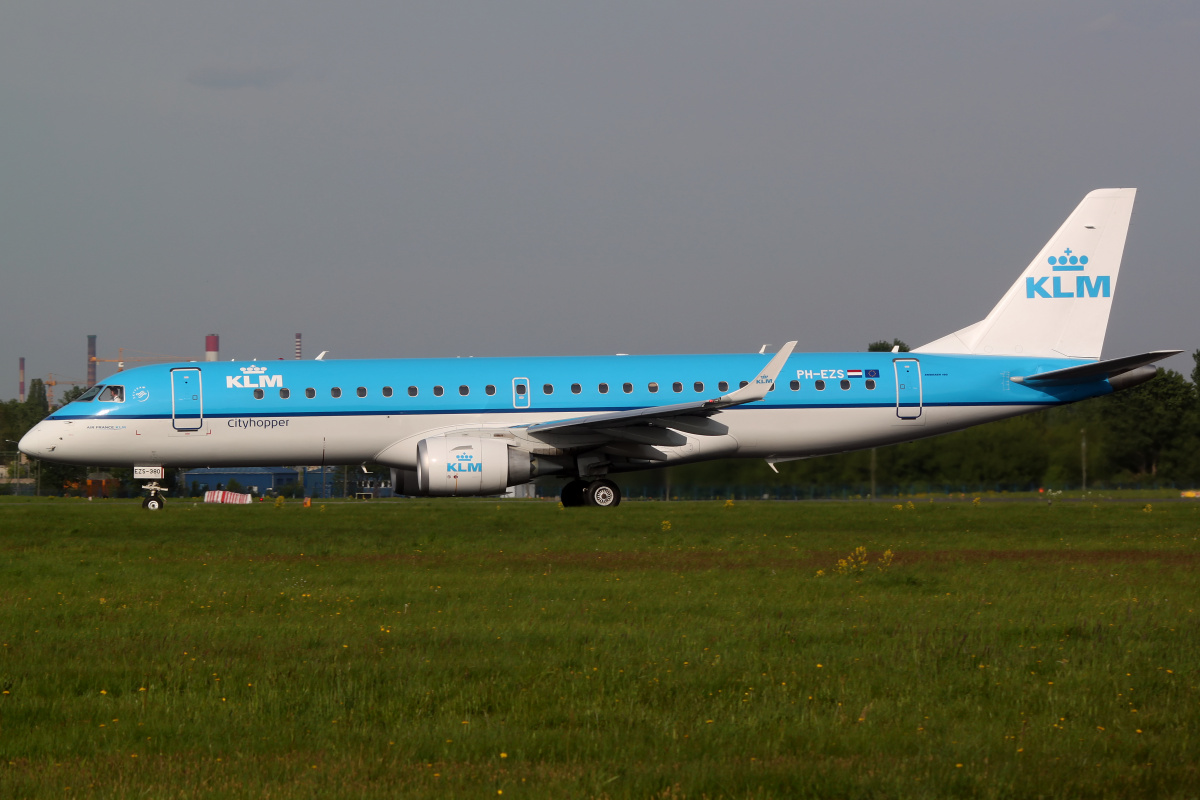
[707, 341, 797, 408]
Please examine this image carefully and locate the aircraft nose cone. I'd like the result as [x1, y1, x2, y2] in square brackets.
[18, 423, 57, 458]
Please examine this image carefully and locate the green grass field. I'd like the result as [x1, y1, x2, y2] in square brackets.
[1, 497, 1197, 798]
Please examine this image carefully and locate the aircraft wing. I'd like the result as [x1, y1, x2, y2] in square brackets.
[1011, 350, 1181, 385]
[523, 341, 797, 441]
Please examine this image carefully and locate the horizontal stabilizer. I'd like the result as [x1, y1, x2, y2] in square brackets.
[1011, 350, 1181, 385]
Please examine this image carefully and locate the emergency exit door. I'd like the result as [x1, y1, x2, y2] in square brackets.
[894, 359, 922, 420]
[512, 377, 530, 409]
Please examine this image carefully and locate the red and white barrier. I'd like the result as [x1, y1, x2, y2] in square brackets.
[203, 490, 253, 505]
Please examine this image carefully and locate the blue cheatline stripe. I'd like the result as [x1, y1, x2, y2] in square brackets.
[50, 399, 1061, 423]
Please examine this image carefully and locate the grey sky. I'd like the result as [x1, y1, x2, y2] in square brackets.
[3, 2, 1198, 398]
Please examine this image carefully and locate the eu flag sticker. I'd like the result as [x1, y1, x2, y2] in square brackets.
[865, 369, 880, 378]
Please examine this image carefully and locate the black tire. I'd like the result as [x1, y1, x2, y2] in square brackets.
[560, 479, 587, 507]
[143, 495, 164, 511]
[584, 479, 621, 508]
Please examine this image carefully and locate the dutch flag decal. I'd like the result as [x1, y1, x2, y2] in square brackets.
[847, 369, 863, 378]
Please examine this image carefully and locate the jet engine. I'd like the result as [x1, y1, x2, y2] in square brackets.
[394, 436, 561, 496]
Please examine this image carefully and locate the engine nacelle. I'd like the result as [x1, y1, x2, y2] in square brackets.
[416, 436, 534, 496]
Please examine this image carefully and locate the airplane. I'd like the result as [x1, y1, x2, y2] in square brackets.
[20, 188, 1178, 509]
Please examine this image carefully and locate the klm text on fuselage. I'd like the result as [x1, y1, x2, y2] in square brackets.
[226, 374, 283, 389]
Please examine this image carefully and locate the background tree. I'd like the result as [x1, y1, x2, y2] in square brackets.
[23, 379, 49, 419]
[1101, 369, 1196, 480]
[58, 385, 87, 407]
[868, 339, 910, 352]
[1191, 349, 1200, 396]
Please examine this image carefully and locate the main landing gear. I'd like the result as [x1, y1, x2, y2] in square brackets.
[560, 478, 622, 508]
[141, 482, 168, 511]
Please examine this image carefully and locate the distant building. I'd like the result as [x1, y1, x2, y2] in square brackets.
[177, 466, 393, 498]
[180, 467, 299, 496]
[85, 471, 118, 499]
[301, 466, 344, 499]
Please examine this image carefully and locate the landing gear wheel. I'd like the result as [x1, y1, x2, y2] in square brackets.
[584, 479, 621, 508]
[140, 481, 169, 510]
[560, 479, 587, 507]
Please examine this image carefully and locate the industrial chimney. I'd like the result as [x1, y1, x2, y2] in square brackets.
[205, 334, 219, 362]
[295, 333, 302, 360]
[87, 335, 97, 386]
[19, 357, 25, 403]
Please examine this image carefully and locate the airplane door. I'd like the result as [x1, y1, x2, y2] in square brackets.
[171, 368, 203, 431]
[512, 377, 530, 409]
[894, 359, 922, 420]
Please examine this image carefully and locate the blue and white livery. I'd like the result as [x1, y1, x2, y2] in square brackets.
[20, 189, 1177, 507]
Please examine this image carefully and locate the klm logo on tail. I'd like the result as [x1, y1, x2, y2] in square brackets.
[1026, 249, 1110, 299]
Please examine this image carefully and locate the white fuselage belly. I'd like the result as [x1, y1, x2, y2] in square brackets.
[31, 402, 1039, 470]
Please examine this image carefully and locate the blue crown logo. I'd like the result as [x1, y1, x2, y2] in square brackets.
[1048, 248, 1089, 271]
[455, 453, 475, 461]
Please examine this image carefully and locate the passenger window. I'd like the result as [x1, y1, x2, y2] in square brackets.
[331, 387, 342, 398]
[486, 385, 496, 396]
[739, 381, 748, 389]
[305, 388, 315, 399]
[433, 386, 444, 397]
[598, 383, 609, 394]
[408, 386, 418, 397]
[623, 383, 633, 394]
[459, 385, 469, 396]
[515, 383, 527, 395]
[253, 388, 264, 400]
[789, 380, 800, 391]
[280, 388, 291, 399]
[866, 379, 876, 390]
[648, 382, 659, 393]
[815, 380, 825, 391]
[769, 383, 775, 391]
[694, 381, 704, 392]
[98, 385, 125, 402]
[382, 386, 393, 398]
[357, 387, 367, 398]
[718, 381, 729, 392]
[571, 384, 582, 394]
[672, 382, 683, 393]
[840, 379, 850, 390]
[543, 384, 554, 395]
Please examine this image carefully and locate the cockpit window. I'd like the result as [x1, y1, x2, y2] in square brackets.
[97, 385, 124, 402]
[75, 385, 104, 402]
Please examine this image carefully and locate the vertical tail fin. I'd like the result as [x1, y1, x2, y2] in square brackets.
[915, 188, 1136, 360]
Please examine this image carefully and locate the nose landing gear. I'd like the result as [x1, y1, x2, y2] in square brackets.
[141, 482, 168, 510]
[560, 478, 622, 508]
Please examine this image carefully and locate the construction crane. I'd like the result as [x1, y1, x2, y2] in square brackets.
[89, 347, 186, 373]
[44, 374, 88, 408]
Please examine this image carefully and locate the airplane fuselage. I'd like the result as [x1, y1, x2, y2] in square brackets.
[21, 351, 1109, 471]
